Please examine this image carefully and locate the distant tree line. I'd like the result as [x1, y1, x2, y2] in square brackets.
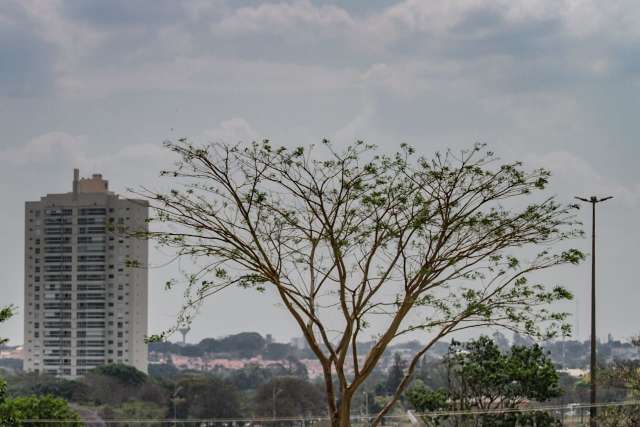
[3, 333, 640, 425]
[149, 331, 310, 359]
[2, 361, 326, 423]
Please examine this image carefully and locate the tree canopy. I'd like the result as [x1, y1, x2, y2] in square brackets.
[0, 305, 14, 404]
[0, 395, 82, 426]
[149, 331, 269, 358]
[408, 336, 562, 426]
[597, 353, 640, 426]
[255, 377, 326, 418]
[138, 140, 583, 427]
[0, 305, 13, 346]
[174, 375, 244, 419]
[91, 363, 148, 387]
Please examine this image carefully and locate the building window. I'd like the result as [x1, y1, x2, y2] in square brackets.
[79, 208, 106, 216]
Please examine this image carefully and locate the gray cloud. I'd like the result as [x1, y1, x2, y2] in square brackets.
[60, 0, 188, 28]
[0, 3, 55, 96]
[1, 0, 640, 344]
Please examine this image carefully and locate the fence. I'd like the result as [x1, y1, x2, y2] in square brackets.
[407, 401, 640, 426]
[20, 401, 640, 427]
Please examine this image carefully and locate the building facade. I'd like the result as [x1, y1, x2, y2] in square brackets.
[23, 169, 149, 377]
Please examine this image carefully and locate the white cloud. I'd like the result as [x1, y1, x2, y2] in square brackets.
[360, 62, 440, 97]
[203, 117, 260, 143]
[0, 118, 259, 172]
[3, 0, 640, 343]
[16, 0, 107, 76]
[359, 0, 640, 52]
[214, 0, 354, 36]
[557, 0, 640, 40]
[9, 0, 640, 100]
[56, 55, 360, 98]
[333, 103, 376, 144]
[0, 131, 87, 164]
[370, 0, 484, 34]
[525, 150, 640, 207]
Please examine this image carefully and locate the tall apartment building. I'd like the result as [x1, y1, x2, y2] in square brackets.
[23, 169, 149, 378]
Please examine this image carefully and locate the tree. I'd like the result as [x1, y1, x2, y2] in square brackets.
[414, 356, 450, 392]
[0, 305, 14, 404]
[0, 305, 13, 346]
[407, 336, 562, 426]
[174, 375, 243, 419]
[139, 140, 583, 427]
[406, 381, 448, 412]
[6, 372, 86, 401]
[597, 357, 640, 426]
[459, 337, 561, 407]
[229, 364, 274, 390]
[0, 395, 82, 426]
[149, 363, 180, 379]
[98, 400, 167, 423]
[91, 363, 147, 387]
[255, 377, 326, 418]
[264, 342, 293, 360]
[219, 332, 266, 356]
[385, 353, 407, 395]
[79, 364, 162, 406]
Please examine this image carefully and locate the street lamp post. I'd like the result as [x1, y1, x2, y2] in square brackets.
[172, 385, 184, 427]
[364, 392, 369, 425]
[273, 386, 283, 419]
[575, 195, 612, 427]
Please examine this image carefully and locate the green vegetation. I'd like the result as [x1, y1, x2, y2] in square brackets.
[0, 306, 14, 346]
[0, 305, 81, 426]
[255, 377, 326, 418]
[0, 396, 84, 427]
[3, 361, 320, 423]
[3, 332, 639, 424]
[172, 375, 243, 419]
[407, 336, 563, 426]
[0, 395, 82, 426]
[597, 355, 640, 426]
[92, 363, 148, 387]
[0, 305, 13, 414]
[138, 140, 583, 426]
[99, 400, 167, 423]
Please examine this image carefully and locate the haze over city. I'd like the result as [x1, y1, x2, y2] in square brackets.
[2, 0, 640, 347]
[4, 2, 640, 426]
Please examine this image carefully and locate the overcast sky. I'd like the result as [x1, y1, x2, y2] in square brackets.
[1, 0, 639, 345]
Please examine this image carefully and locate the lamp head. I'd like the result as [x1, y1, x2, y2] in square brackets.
[574, 196, 613, 203]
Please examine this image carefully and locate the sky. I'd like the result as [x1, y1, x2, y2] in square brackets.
[1, 0, 639, 346]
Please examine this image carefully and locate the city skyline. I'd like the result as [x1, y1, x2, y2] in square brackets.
[1, 0, 640, 346]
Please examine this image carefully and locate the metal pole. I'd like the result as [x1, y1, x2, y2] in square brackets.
[575, 195, 612, 427]
[590, 200, 597, 427]
[365, 392, 369, 425]
[273, 386, 277, 419]
[172, 385, 182, 427]
[273, 386, 282, 420]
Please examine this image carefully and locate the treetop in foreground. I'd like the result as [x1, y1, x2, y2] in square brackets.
[137, 139, 584, 427]
[408, 335, 562, 426]
[0, 395, 82, 427]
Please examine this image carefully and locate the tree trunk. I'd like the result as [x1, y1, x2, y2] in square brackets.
[337, 398, 352, 427]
